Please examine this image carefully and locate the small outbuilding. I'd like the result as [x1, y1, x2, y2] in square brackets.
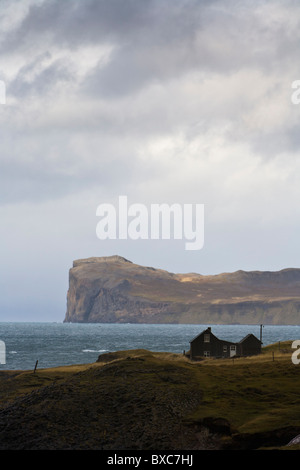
[237, 334, 262, 356]
[188, 327, 262, 360]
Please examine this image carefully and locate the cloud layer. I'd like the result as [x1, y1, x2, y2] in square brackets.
[1, 0, 300, 319]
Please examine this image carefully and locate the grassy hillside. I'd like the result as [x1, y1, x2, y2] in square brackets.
[0, 344, 300, 450]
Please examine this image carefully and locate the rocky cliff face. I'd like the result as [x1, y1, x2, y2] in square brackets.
[64, 255, 300, 324]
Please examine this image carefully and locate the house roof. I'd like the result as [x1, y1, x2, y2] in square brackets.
[189, 327, 213, 343]
[190, 327, 236, 346]
[238, 333, 262, 344]
[190, 329, 261, 345]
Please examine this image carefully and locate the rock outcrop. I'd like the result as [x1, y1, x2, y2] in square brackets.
[64, 255, 300, 324]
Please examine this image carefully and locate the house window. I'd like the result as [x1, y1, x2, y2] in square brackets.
[223, 345, 227, 352]
[204, 351, 210, 357]
[204, 334, 210, 343]
[230, 345, 236, 351]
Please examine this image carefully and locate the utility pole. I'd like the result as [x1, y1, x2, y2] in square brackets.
[260, 324, 264, 344]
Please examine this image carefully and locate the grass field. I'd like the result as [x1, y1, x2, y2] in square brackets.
[0, 341, 300, 449]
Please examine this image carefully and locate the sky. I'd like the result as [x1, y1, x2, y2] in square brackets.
[1, 0, 300, 321]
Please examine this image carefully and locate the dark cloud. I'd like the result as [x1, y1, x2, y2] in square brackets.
[2, 0, 159, 49]
[1, 0, 298, 103]
[3, 0, 266, 97]
[9, 52, 75, 98]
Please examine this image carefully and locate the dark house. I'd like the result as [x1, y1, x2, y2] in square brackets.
[237, 334, 262, 356]
[188, 327, 261, 360]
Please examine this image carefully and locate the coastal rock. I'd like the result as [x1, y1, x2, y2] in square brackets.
[64, 255, 300, 324]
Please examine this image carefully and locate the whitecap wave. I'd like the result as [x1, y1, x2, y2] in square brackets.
[82, 349, 108, 353]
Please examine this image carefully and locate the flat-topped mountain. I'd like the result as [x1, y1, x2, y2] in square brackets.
[64, 256, 300, 324]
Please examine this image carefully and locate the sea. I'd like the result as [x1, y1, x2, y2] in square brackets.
[0, 322, 300, 371]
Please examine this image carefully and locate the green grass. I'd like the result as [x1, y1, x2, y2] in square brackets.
[1, 344, 300, 449]
[189, 359, 300, 432]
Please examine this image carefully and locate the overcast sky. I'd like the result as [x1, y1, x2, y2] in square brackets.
[1, 0, 300, 321]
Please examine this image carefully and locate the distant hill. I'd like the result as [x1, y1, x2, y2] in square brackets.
[64, 256, 300, 324]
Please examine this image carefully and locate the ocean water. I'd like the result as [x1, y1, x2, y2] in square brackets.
[0, 322, 300, 371]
